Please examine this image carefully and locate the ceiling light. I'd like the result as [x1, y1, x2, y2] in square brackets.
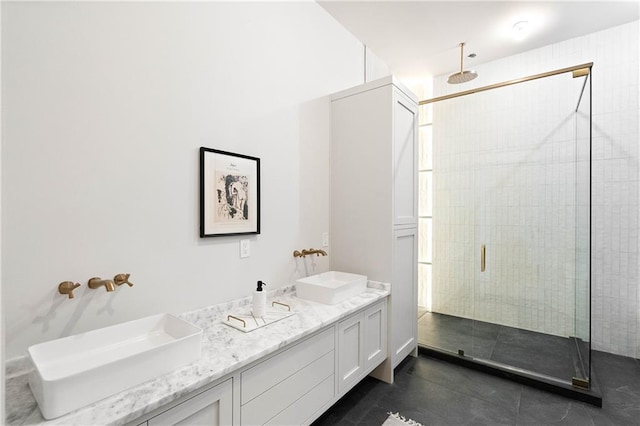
[512, 20, 530, 41]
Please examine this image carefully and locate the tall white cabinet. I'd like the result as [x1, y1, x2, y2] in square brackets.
[330, 76, 418, 383]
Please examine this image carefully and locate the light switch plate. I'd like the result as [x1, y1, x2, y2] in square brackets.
[240, 239, 250, 258]
[322, 232, 329, 247]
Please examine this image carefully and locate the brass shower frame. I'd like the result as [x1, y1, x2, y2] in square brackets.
[417, 60, 595, 398]
[419, 62, 593, 105]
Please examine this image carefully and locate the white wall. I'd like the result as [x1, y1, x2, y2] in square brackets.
[365, 46, 390, 82]
[1, 1, 369, 359]
[432, 21, 640, 358]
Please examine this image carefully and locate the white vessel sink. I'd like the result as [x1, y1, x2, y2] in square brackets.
[27, 313, 202, 419]
[295, 271, 367, 304]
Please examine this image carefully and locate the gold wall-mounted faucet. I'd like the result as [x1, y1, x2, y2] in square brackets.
[293, 248, 328, 258]
[88, 277, 116, 292]
[58, 281, 81, 299]
[114, 273, 134, 287]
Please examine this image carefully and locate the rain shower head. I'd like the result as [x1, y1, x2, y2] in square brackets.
[447, 70, 478, 84]
[448, 42, 477, 84]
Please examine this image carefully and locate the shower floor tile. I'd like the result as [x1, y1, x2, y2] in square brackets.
[418, 312, 499, 359]
[418, 312, 578, 381]
[491, 326, 575, 378]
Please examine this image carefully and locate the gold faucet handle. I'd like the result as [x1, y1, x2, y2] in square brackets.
[114, 273, 133, 287]
[58, 281, 81, 299]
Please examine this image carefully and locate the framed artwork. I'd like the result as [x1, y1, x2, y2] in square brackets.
[200, 147, 260, 237]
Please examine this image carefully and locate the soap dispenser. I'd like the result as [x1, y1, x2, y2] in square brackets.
[253, 280, 267, 317]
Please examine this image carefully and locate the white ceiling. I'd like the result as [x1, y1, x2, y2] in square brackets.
[318, 1, 640, 79]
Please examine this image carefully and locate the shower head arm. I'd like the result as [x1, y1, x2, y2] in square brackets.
[447, 41, 478, 84]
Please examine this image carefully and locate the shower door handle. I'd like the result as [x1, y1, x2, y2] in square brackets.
[481, 244, 486, 272]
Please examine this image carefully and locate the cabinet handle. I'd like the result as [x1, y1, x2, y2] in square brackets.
[481, 245, 486, 272]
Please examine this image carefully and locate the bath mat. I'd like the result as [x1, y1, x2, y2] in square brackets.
[382, 412, 424, 426]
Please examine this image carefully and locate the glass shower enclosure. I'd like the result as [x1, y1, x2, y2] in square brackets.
[418, 64, 593, 397]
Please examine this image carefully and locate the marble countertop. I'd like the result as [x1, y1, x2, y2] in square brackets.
[5, 283, 389, 425]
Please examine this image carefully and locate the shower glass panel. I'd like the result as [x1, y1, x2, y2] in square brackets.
[427, 69, 591, 386]
[574, 72, 591, 384]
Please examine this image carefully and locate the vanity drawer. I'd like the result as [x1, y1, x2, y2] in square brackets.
[241, 327, 334, 404]
[241, 351, 334, 426]
[265, 374, 334, 426]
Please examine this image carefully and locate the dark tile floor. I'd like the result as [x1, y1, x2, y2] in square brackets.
[312, 350, 640, 425]
[418, 312, 584, 381]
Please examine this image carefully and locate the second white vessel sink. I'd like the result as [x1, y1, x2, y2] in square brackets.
[295, 271, 367, 304]
[28, 313, 202, 419]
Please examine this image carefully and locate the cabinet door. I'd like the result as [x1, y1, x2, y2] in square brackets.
[337, 313, 365, 394]
[391, 227, 418, 367]
[148, 379, 232, 426]
[364, 301, 387, 370]
[393, 88, 418, 227]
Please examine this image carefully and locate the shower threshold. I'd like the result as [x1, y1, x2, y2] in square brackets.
[418, 345, 602, 406]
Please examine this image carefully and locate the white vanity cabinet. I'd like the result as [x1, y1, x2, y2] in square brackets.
[240, 328, 335, 426]
[330, 76, 419, 382]
[241, 299, 386, 425]
[131, 297, 388, 426]
[136, 378, 233, 426]
[337, 300, 387, 394]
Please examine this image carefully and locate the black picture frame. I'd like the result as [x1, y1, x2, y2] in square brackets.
[199, 147, 260, 237]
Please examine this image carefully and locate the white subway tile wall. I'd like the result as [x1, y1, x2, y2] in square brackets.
[431, 21, 639, 358]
